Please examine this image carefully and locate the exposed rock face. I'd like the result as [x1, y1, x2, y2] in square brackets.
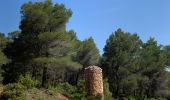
[84, 66, 104, 100]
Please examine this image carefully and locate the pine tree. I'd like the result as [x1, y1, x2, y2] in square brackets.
[101, 29, 142, 98]
[76, 37, 100, 68]
[140, 38, 167, 97]
[0, 32, 8, 65]
[2, 0, 79, 86]
[0, 33, 8, 82]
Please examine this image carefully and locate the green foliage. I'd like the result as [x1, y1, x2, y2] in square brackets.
[8, 31, 21, 41]
[32, 56, 82, 69]
[0, 32, 8, 65]
[2, 83, 26, 100]
[101, 29, 169, 99]
[37, 31, 77, 57]
[103, 79, 113, 100]
[101, 29, 142, 97]
[140, 38, 167, 97]
[61, 82, 77, 97]
[60, 80, 86, 100]
[0, 51, 8, 65]
[0, 32, 8, 49]
[76, 37, 100, 67]
[2, 0, 99, 89]
[2, 0, 82, 87]
[47, 85, 62, 96]
[20, 0, 72, 34]
[18, 74, 37, 89]
[72, 80, 87, 100]
[0, 33, 9, 83]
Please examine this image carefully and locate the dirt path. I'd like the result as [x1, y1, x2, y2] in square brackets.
[57, 94, 68, 100]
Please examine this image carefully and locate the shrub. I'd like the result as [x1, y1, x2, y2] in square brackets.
[18, 74, 37, 89]
[61, 81, 86, 100]
[2, 83, 26, 100]
[71, 80, 86, 100]
[61, 82, 77, 97]
[47, 85, 62, 96]
[103, 79, 113, 100]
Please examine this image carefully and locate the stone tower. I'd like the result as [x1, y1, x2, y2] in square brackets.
[84, 66, 104, 100]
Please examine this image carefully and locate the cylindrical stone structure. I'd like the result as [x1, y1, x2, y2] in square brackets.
[84, 66, 103, 100]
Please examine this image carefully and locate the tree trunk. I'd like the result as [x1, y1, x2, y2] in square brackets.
[42, 67, 48, 88]
[32, 65, 36, 79]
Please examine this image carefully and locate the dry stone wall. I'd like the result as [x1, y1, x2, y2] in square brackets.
[84, 66, 104, 100]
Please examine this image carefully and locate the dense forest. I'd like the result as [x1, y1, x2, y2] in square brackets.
[1, 0, 170, 100]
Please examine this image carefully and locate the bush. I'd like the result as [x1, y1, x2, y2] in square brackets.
[103, 79, 113, 100]
[18, 74, 37, 89]
[61, 82, 77, 97]
[71, 80, 86, 100]
[61, 81, 86, 100]
[47, 85, 62, 96]
[60, 79, 113, 100]
[2, 83, 26, 100]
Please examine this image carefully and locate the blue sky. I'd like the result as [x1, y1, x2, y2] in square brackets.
[0, 0, 170, 53]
